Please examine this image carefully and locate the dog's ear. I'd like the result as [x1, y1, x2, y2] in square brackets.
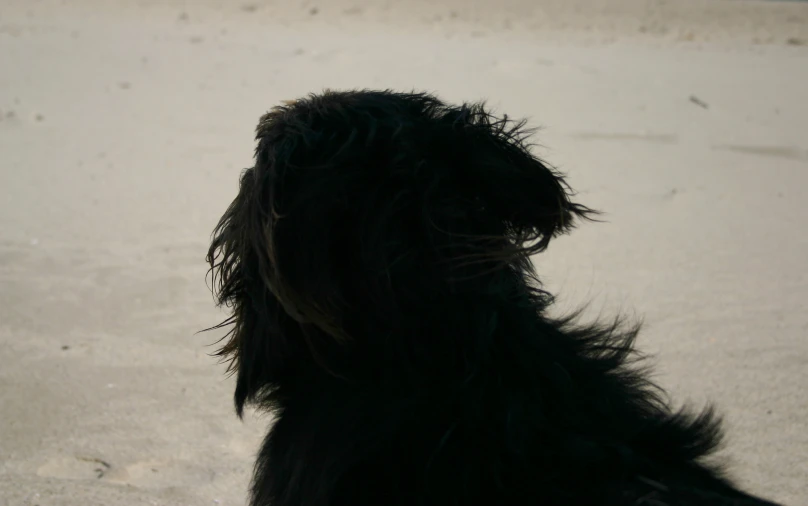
[207, 168, 312, 415]
[452, 104, 596, 258]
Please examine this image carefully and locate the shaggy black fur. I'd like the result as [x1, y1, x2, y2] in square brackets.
[206, 90, 779, 506]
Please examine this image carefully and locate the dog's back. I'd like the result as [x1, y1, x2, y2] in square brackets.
[207, 90, 780, 506]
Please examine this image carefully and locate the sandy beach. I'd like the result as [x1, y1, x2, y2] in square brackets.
[1, 0, 806, 504]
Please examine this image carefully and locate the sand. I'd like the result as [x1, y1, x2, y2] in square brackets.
[0, 0, 806, 504]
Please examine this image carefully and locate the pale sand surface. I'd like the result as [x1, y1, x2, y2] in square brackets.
[1, 0, 806, 504]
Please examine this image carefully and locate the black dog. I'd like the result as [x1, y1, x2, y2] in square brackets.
[206, 90, 779, 506]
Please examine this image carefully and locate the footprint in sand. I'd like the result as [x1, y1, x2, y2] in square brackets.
[570, 132, 679, 144]
[37, 455, 215, 487]
[0, 109, 46, 126]
[37, 455, 112, 480]
[713, 144, 808, 162]
[0, 109, 19, 125]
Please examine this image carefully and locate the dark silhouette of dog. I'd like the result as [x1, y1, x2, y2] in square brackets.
[206, 90, 780, 506]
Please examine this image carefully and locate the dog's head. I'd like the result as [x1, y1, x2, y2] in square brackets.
[207, 90, 593, 414]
